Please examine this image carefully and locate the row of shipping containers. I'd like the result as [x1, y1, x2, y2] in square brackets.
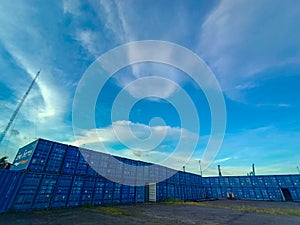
[157, 172, 204, 201]
[12, 139, 195, 183]
[203, 175, 300, 188]
[2, 171, 205, 212]
[12, 172, 140, 211]
[11, 138, 206, 190]
[1, 139, 205, 212]
[202, 175, 300, 201]
[1, 138, 300, 213]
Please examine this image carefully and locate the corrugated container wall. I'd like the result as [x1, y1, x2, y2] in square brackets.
[203, 175, 300, 202]
[2, 139, 205, 212]
[1, 138, 299, 213]
[0, 170, 24, 213]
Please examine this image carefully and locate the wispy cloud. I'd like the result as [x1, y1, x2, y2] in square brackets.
[63, 0, 82, 15]
[85, 0, 218, 100]
[99, 0, 127, 43]
[235, 82, 258, 90]
[256, 103, 291, 108]
[214, 157, 231, 164]
[0, 18, 67, 123]
[117, 72, 181, 100]
[0, 2, 75, 158]
[199, 0, 300, 102]
[75, 30, 102, 57]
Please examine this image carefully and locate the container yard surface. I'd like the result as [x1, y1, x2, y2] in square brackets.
[0, 200, 300, 225]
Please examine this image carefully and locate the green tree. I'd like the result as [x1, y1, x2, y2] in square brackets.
[0, 156, 10, 169]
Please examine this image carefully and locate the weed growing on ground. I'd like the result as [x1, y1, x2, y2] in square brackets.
[171, 201, 300, 217]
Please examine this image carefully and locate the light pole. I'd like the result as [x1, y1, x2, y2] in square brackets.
[199, 160, 203, 176]
[183, 165, 186, 202]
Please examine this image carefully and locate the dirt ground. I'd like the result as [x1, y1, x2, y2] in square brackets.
[0, 200, 299, 225]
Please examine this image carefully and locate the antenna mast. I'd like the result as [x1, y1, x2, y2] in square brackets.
[0, 71, 40, 145]
[218, 165, 222, 176]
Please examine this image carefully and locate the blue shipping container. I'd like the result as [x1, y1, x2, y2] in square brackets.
[51, 175, 73, 208]
[13, 173, 43, 211]
[0, 170, 24, 213]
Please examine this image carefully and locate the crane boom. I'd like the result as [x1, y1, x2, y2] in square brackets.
[0, 71, 40, 145]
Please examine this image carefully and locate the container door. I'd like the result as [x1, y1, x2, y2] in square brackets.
[145, 182, 156, 202]
[281, 188, 293, 201]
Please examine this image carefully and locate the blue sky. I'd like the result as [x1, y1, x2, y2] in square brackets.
[0, 0, 300, 176]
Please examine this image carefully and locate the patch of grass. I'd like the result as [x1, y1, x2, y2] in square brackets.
[82, 202, 94, 208]
[26, 203, 133, 216]
[237, 206, 300, 217]
[167, 201, 300, 217]
[32, 207, 72, 215]
[163, 198, 184, 203]
[89, 206, 131, 216]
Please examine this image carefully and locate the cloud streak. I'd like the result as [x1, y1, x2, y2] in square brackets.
[0, 1, 75, 158]
[199, 0, 300, 102]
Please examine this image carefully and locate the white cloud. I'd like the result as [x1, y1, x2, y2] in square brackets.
[235, 82, 258, 90]
[95, 1, 197, 100]
[123, 75, 179, 100]
[214, 157, 231, 164]
[71, 1, 128, 61]
[56, 112, 300, 177]
[199, 0, 300, 101]
[72, 120, 199, 169]
[75, 30, 102, 57]
[74, 120, 197, 146]
[98, 0, 127, 43]
[120, 51, 191, 99]
[0, 2, 69, 120]
[256, 103, 291, 108]
[63, 0, 81, 15]
[0, 2, 74, 158]
[0, 40, 67, 125]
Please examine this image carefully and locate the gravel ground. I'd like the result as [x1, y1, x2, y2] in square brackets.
[0, 200, 299, 225]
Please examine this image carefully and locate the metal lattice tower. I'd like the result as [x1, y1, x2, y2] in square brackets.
[0, 71, 40, 145]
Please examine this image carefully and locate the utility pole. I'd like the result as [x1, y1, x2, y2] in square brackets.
[199, 160, 203, 176]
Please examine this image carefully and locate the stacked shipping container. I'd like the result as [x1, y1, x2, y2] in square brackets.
[0, 138, 299, 213]
[0, 170, 24, 213]
[203, 175, 300, 201]
[1, 139, 206, 212]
